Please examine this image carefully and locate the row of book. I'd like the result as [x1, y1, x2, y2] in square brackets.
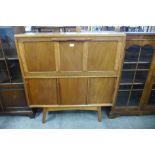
[25, 26, 155, 33]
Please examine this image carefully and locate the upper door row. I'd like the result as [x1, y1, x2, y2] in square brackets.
[18, 41, 123, 73]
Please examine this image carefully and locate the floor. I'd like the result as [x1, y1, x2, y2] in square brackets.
[0, 109, 155, 129]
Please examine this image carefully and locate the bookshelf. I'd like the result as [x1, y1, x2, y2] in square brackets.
[110, 33, 155, 117]
[116, 45, 153, 107]
[0, 27, 34, 117]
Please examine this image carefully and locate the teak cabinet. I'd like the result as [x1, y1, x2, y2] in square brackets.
[15, 33, 125, 123]
[110, 33, 155, 117]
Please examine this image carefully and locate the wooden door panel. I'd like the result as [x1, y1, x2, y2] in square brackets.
[88, 78, 115, 104]
[24, 42, 56, 72]
[59, 78, 87, 105]
[0, 89, 27, 108]
[27, 79, 58, 105]
[0, 85, 27, 111]
[59, 42, 84, 71]
[87, 41, 117, 71]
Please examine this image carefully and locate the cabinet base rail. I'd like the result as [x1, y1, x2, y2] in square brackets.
[42, 106, 102, 123]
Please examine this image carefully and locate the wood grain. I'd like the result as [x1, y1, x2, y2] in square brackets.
[27, 79, 58, 105]
[24, 42, 56, 72]
[59, 41, 83, 71]
[88, 78, 116, 104]
[59, 78, 87, 105]
[87, 41, 117, 71]
[15, 33, 126, 122]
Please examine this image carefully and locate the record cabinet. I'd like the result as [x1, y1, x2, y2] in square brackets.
[15, 32, 125, 123]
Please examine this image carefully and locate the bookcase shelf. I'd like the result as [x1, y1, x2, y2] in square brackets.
[124, 61, 151, 64]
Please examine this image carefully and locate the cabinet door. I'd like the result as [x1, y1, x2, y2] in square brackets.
[88, 78, 115, 104]
[87, 41, 118, 71]
[0, 85, 28, 111]
[27, 79, 58, 106]
[59, 41, 84, 71]
[59, 78, 87, 105]
[23, 42, 56, 72]
[140, 48, 155, 108]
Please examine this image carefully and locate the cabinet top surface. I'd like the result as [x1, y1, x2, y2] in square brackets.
[14, 32, 126, 38]
[126, 32, 155, 35]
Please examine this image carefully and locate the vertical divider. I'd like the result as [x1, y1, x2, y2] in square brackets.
[126, 45, 142, 107]
[83, 42, 89, 104]
[86, 77, 89, 105]
[54, 42, 60, 72]
[83, 42, 88, 72]
[114, 41, 122, 71]
[54, 42, 61, 105]
[56, 78, 61, 105]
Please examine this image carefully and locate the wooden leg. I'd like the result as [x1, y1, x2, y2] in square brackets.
[97, 107, 102, 122]
[42, 108, 47, 124]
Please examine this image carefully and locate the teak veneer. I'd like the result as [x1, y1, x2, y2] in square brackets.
[15, 32, 126, 123]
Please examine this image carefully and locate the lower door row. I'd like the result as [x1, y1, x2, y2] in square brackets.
[26, 78, 116, 106]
